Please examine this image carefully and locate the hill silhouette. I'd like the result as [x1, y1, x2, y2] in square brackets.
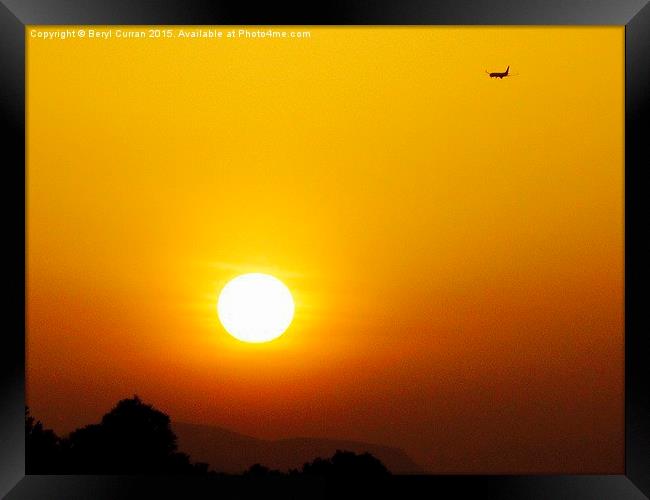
[172, 421, 422, 474]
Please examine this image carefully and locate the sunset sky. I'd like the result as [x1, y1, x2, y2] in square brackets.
[27, 26, 624, 473]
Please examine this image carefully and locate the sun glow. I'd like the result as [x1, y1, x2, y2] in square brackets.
[217, 273, 295, 343]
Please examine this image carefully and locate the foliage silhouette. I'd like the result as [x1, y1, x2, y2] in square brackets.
[243, 463, 284, 478]
[65, 395, 208, 474]
[301, 450, 390, 477]
[26, 397, 390, 478]
[27, 396, 208, 474]
[25, 407, 64, 474]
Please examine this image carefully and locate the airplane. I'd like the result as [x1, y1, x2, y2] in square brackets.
[486, 66, 510, 79]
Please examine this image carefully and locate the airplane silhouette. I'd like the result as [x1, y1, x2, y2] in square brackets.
[486, 66, 510, 79]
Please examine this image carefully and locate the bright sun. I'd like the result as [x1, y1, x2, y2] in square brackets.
[217, 273, 295, 343]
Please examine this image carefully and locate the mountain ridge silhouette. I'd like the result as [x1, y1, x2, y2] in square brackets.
[172, 421, 423, 474]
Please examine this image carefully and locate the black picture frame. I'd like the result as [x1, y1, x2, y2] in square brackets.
[1, 1, 648, 498]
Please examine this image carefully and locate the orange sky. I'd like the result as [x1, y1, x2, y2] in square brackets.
[27, 26, 624, 473]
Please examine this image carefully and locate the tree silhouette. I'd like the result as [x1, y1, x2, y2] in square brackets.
[64, 396, 208, 474]
[26, 398, 390, 478]
[25, 407, 64, 474]
[302, 450, 390, 477]
[243, 463, 284, 478]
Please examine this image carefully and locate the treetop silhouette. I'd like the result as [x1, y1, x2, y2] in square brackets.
[26, 397, 389, 478]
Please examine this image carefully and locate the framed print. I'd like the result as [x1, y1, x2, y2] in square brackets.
[1, 1, 649, 498]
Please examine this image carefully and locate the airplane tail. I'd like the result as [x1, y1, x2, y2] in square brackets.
[505, 66, 510, 75]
